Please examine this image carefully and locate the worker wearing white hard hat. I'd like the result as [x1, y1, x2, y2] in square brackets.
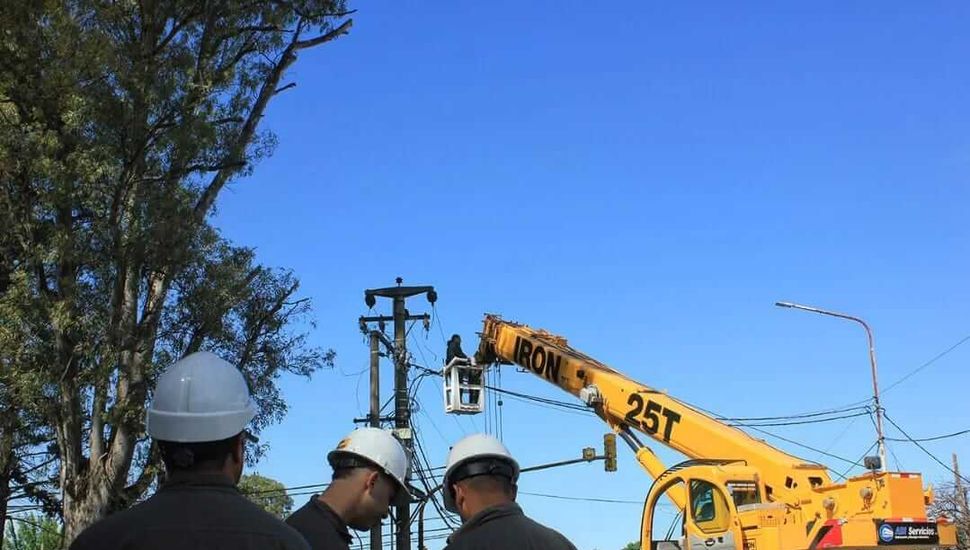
[70, 352, 309, 550]
[442, 434, 578, 550]
[287, 427, 412, 550]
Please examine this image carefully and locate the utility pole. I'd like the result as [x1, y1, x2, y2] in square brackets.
[360, 278, 436, 550]
[369, 331, 381, 550]
[776, 301, 889, 472]
[953, 454, 969, 545]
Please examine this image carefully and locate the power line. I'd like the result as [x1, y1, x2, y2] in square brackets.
[813, 413, 863, 465]
[835, 440, 879, 481]
[484, 385, 590, 413]
[744, 424, 863, 468]
[241, 482, 329, 496]
[678, 399, 862, 468]
[518, 491, 642, 505]
[716, 404, 870, 423]
[885, 428, 970, 443]
[431, 303, 448, 345]
[881, 333, 970, 395]
[883, 412, 970, 485]
[888, 443, 905, 472]
[410, 419, 461, 530]
[723, 410, 871, 428]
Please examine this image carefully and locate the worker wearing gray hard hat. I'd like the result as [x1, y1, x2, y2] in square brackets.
[69, 352, 309, 550]
[287, 427, 412, 550]
[443, 434, 577, 550]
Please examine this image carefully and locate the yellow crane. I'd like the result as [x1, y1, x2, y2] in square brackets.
[455, 314, 955, 550]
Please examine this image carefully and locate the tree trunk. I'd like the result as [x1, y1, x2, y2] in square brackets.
[0, 451, 11, 546]
[1, 409, 16, 545]
[63, 483, 112, 544]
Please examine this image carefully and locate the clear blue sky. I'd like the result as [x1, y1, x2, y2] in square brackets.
[213, 3, 970, 549]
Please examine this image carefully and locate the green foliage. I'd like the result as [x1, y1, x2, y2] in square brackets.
[622, 542, 641, 550]
[0, 0, 350, 541]
[239, 473, 294, 519]
[3, 515, 63, 550]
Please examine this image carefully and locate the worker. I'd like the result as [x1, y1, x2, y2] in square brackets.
[446, 334, 467, 364]
[446, 334, 481, 406]
[69, 351, 309, 550]
[286, 427, 411, 550]
[442, 434, 578, 550]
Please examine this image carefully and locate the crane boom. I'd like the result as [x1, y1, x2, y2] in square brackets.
[474, 314, 830, 503]
[460, 313, 956, 550]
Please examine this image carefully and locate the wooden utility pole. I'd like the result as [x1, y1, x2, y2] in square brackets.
[953, 454, 969, 547]
[369, 331, 381, 550]
[360, 278, 436, 550]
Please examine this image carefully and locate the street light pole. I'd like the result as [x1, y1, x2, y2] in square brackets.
[775, 301, 889, 472]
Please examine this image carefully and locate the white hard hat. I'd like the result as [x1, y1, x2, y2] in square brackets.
[147, 351, 256, 443]
[328, 428, 412, 505]
[442, 434, 519, 513]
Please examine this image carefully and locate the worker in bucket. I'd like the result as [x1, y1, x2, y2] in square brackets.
[70, 351, 309, 550]
[287, 427, 411, 550]
[447, 334, 481, 406]
[442, 433, 577, 550]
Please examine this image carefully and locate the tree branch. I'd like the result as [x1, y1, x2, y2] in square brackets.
[193, 28, 303, 220]
[293, 19, 353, 50]
[120, 442, 159, 508]
[90, 379, 106, 463]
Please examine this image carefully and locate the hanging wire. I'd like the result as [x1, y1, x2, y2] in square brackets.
[883, 412, 970, 485]
[835, 440, 880, 480]
[886, 428, 970, 442]
[880, 334, 970, 395]
[497, 363, 505, 441]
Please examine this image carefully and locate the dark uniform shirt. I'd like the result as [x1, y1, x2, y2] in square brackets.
[69, 471, 309, 550]
[286, 495, 354, 550]
[445, 502, 577, 550]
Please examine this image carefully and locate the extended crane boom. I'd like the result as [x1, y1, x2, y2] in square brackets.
[462, 314, 956, 550]
[474, 314, 830, 504]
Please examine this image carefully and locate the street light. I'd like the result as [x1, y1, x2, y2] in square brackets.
[775, 301, 889, 473]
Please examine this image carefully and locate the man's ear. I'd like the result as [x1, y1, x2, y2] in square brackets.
[364, 469, 380, 491]
[453, 482, 464, 507]
[232, 433, 245, 464]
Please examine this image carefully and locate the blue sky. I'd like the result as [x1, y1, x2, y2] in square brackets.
[213, 2, 970, 549]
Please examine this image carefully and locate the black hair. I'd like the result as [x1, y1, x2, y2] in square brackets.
[330, 454, 382, 481]
[158, 433, 241, 472]
[460, 474, 515, 497]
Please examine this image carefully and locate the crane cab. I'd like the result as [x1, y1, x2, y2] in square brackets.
[643, 461, 770, 550]
[444, 357, 484, 414]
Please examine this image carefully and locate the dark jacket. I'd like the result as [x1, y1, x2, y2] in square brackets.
[286, 495, 353, 550]
[446, 337, 467, 365]
[445, 502, 577, 550]
[69, 471, 309, 550]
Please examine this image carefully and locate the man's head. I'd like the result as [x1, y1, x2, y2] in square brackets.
[147, 351, 257, 483]
[326, 428, 411, 531]
[443, 434, 520, 522]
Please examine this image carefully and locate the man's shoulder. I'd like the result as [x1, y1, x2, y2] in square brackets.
[285, 498, 350, 550]
[68, 501, 153, 549]
[286, 498, 316, 521]
[285, 498, 323, 530]
[70, 490, 309, 550]
[226, 492, 310, 546]
[448, 509, 577, 550]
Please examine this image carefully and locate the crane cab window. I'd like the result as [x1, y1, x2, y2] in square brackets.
[689, 480, 730, 533]
[726, 481, 761, 508]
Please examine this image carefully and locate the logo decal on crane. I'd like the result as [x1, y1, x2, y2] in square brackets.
[625, 394, 682, 442]
[512, 336, 563, 383]
[876, 522, 939, 545]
